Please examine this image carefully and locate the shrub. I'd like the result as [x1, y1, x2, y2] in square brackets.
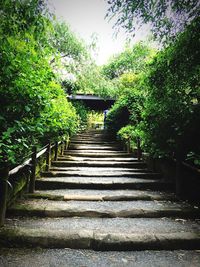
[71, 101, 89, 130]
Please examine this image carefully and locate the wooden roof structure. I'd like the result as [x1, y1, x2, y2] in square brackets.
[68, 94, 115, 111]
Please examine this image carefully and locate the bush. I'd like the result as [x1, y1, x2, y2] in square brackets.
[72, 101, 89, 130]
[104, 18, 200, 164]
[141, 17, 200, 158]
[105, 82, 144, 135]
[117, 125, 136, 149]
[0, 1, 80, 165]
[105, 100, 130, 134]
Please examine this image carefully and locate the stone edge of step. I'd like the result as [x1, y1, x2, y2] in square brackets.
[7, 204, 200, 219]
[24, 192, 177, 202]
[0, 228, 200, 250]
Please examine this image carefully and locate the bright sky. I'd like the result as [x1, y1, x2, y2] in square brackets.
[48, 0, 150, 65]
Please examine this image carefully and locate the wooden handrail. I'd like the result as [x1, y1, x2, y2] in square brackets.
[182, 161, 200, 175]
[8, 141, 62, 176]
[0, 137, 67, 226]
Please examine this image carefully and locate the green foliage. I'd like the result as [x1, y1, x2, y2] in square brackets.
[117, 124, 142, 150]
[104, 43, 149, 134]
[76, 60, 116, 98]
[88, 111, 104, 129]
[0, 0, 50, 38]
[38, 87, 79, 142]
[105, 83, 144, 134]
[186, 152, 200, 167]
[141, 17, 200, 158]
[72, 101, 89, 130]
[106, 0, 200, 43]
[50, 21, 87, 61]
[105, 99, 129, 134]
[49, 20, 89, 95]
[104, 17, 200, 164]
[0, 0, 80, 165]
[102, 42, 155, 79]
[117, 125, 135, 143]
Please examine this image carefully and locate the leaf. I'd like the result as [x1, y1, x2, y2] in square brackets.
[25, 106, 31, 112]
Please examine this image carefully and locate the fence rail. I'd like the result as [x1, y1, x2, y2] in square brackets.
[0, 138, 67, 226]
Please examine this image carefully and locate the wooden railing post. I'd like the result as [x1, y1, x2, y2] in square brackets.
[62, 141, 65, 155]
[46, 141, 51, 172]
[29, 146, 37, 193]
[64, 140, 67, 151]
[60, 141, 64, 156]
[0, 161, 9, 227]
[54, 141, 58, 161]
[137, 137, 142, 161]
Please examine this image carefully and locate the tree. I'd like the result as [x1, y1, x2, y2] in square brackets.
[76, 60, 116, 98]
[103, 43, 151, 133]
[0, 0, 79, 164]
[49, 21, 88, 63]
[48, 20, 89, 95]
[102, 42, 155, 79]
[0, 0, 51, 43]
[140, 17, 200, 158]
[106, 0, 200, 43]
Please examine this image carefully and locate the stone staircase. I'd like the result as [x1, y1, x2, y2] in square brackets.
[1, 129, 200, 265]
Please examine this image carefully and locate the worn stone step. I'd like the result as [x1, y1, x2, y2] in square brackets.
[72, 136, 109, 140]
[1, 248, 200, 267]
[26, 189, 177, 201]
[47, 166, 153, 172]
[69, 145, 122, 151]
[36, 177, 173, 190]
[74, 137, 110, 140]
[64, 151, 133, 157]
[43, 168, 161, 179]
[1, 217, 200, 250]
[70, 139, 110, 143]
[58, 156, 139, 162]
[7, 199, 200, 219]
[70, 140, 116, 145]
[65, 150, 129, 154]
[75, 131, 107, 135]
[51, 161, 146, 168]
[71, 135, 110, 139]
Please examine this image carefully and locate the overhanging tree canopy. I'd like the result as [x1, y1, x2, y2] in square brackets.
[106, 0, 200, 43]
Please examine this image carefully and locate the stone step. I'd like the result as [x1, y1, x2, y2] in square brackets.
[7, 199, 200, 219]
[75, 131, 107, 135]
[51, 161, 146, 168]
[73, 135, 109, 140]
[1, 217, 200, 250]
[43, 168, 161, 179]
[1, 248, 200, 267]
[70, 136, 113, 140]
[36, 177, 173, 190]
[58, 156, 139, 162]
[70, 140, 117, 145]
[26, 189, 178, 201]
[70, 139, 112, 143]
[69, 145, 122, 151]
[65, 149, 129, 153]
[64, 151, 134, 157]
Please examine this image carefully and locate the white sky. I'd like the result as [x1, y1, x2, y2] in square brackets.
[48, 0, 150, 65]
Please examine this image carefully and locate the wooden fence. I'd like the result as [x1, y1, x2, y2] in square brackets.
[0, 139, 68, 226]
